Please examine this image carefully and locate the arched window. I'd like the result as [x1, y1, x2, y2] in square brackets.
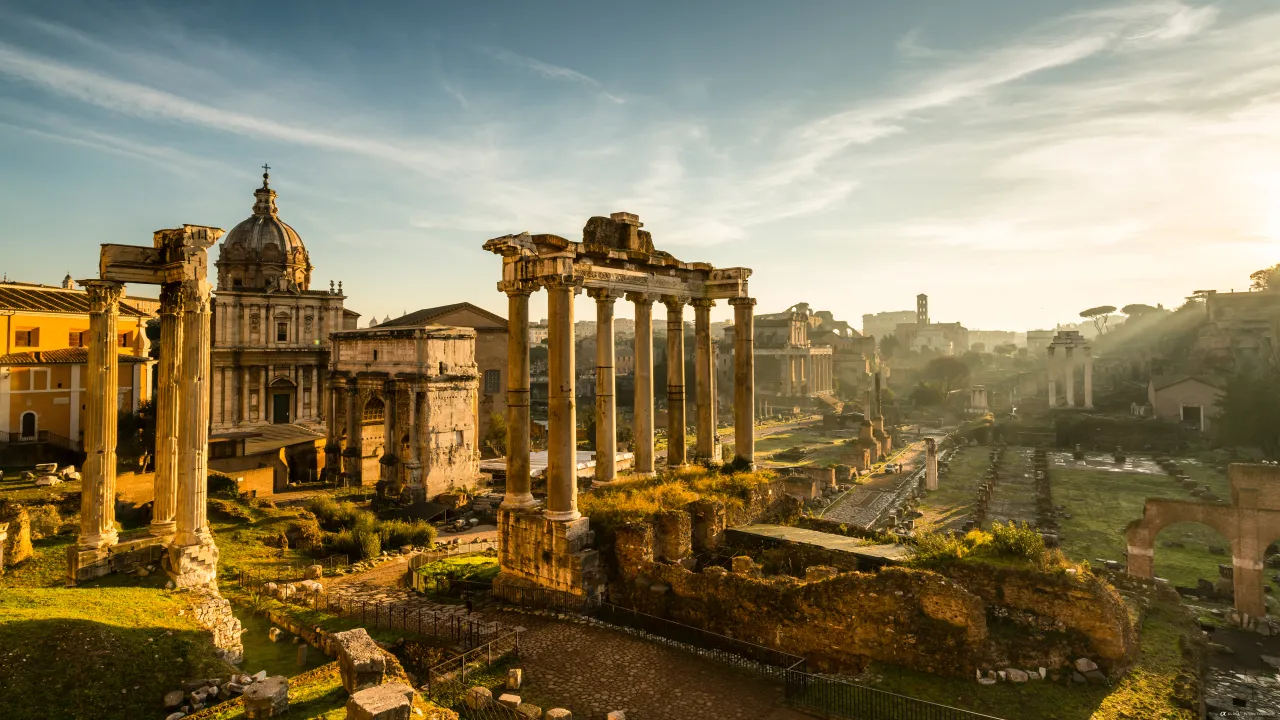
[362, 397, 385, 423]
[19, 411, 36, 439]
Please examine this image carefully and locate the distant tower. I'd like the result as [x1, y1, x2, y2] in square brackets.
[61, 273, 75, 290]
[916, 294, 929, 326]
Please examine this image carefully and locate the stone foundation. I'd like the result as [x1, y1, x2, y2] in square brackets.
[494, 508, 603, 603]
[167, 540, 220, 589]
[66, 532, 168, 586]
[186, 590, 245, 664]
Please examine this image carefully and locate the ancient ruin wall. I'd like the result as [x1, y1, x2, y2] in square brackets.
[185, 590, 245, 665]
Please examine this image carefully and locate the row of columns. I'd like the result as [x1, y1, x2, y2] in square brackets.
[1047, 345, 1094, 409]
[501, 281, 756, 523]
[778, 352, 834, 396]
[79, 278, 216, 575]
[217, 364, 318, 426]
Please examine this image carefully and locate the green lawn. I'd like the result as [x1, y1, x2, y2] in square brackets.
[1054, 461, 1238, 591]
[0, 587, 234, 720]
[916, 446, 992, 532]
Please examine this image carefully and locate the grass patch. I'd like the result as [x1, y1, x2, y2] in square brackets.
[0, 587, 234, 720]
[581, 465, 774, 524]
[915, 446, 991, 532]
[414, 554, 500, 584]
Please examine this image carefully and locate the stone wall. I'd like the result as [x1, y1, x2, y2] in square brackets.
[185, 590, 245, 665]
[117, 466, 278, 506]
[611, 513, 1137, 677]
[493, 507, 604, 604]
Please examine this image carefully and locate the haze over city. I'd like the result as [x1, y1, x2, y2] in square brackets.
[3, 0, 1278, 329]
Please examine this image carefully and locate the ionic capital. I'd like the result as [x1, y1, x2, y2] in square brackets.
[625, 292, 656, 306]
[501, 281, 537, 298]
[729, 297, 757, 308]
[587, 288, 621, 303]
[541, 275, 581, 292]
[82, 280, 125, 313]
[690, 298, 716, 310]
[661, 295, 686, 312]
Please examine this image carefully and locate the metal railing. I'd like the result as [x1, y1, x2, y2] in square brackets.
[425, 631, 521, 705]
[491, 583, 597, 614]
[316, 594, 498, 649]
[234, 554, 349, 586]
[785, 671, 1009, 720]
[0, 429, 81, 451]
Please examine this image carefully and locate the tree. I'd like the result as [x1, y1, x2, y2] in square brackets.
[993, 343, 1017, 356]
[483, 412, 507, 457]
[1217, 368, 1280, 459]
[1250, 264, 1280, 291]
[1080, 305, 1117, 335]
[922, 356, 970, 396]
[879, 334, 901, 359]
[970, 342, 985, 352]
[1121, 303, 1158, 318]
[909, 382, 945, 407]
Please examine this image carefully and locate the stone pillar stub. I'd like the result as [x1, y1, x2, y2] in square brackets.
[628, 293, 656, 477]
[663, 296, 687, 469]
[504, 286, 537, 508]
[731, 298, 756, 468]
[79, 280, 123, 550]
[692, 298, 716, 461]
[925, 437, 938, 491]
[545, 278, 580, 522]
[151, 282, 183, 537]
[589, 288, 619, 485]
[1064, 346, 1076, 408]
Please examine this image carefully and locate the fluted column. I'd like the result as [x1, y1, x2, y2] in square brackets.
[692, 299, 717, 460]
[240, 367, 250, 423]
[1084, 346, 1094, 410]
[629, 293, 656, 477]
[1064, 346, 1076, 408]
[590, 289, 619, 484]
[150, 282, 183, 537]
[380, 380, 399, 488]
[343, 387, 364, 485]
[323, 375, 346, 479]
[664, 296, 687, 468]
[545, 278, 579, 521]
[79, 280, 123, 550]
[731, 297, 756, 468]
[173, 278, 214, 552]
[503, 286, 536, 508]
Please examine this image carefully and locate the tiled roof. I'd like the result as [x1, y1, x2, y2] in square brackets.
[0, 349, 151, 366]
[0, 283, 149, 317]
[381, 302, 508, 330]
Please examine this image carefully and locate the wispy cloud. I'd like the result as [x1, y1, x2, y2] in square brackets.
[483, 46, 625, 104]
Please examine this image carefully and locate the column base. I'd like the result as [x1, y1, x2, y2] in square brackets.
[78, 529, 119, 551]
[494, 508, 602, 605]
[501, 492, 538, 510]
[545, 509, 582, 522]
[148, 521, 176, 538]
[167, 540, 220, 589]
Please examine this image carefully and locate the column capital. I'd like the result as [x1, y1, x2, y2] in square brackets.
[541, 275, 581, 291]
[159, 282, 185, 315]
[82, 280, 125, 311]
[661, 295, 686, 312]
[729, 296, 757, 308]
[500, 280, 538, 297]
[625, 291, 656, 305]
[690, 298, 716, 310]
[587, 287, 622, 303]
[178, 278, 212, 313]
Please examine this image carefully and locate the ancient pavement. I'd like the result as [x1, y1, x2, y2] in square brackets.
[821, 439, 928, 529]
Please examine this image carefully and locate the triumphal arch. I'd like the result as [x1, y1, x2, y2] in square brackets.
[483, 212, 755, 601]
[1127, 463, 1280, 619]
[68, 224, 224, 589]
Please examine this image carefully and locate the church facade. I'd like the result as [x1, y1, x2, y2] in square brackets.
[209, 170, 357, 433]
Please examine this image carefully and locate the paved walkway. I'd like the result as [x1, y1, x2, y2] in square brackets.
[327, 563, 808, 719]
[822, 440, 927, 528]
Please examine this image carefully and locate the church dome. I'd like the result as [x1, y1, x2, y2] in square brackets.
[215, 168, 313, 292]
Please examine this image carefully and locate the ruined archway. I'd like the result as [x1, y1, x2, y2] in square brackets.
[1150, 520, 1235, 603]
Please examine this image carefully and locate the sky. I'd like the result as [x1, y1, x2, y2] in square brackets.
[1, 0, 1278, 332]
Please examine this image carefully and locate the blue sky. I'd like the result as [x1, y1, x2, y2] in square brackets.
[1, 1, 1278, 331]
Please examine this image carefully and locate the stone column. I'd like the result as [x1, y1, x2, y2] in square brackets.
[169, 278, 218, 587]
[1084, 346, 1094, 410]
[261, 366, 269, 422]
[380, 380, 399, 488]
[804, 354, 813, 396]
[731, 298, 756, 468]
[343, 387, 364, 486]
[240, 367, 250, 424]
[1235, 497, 1266, 619]
[1064, 346, 1076, 408]
[1046, 346, 1057, 408]
[150, 282, 183, 537]
[79, 280, 123, 551]
[324, 375, 346, 479]
[925, 437, 938, 491]
[629, 293, 656, 477]
[692, 299, 717, 460]
[503, 286, 536, 508]
[545, 278, 579, 522]
[590, 289, 619, 485]
[664, 297, 687, 468]
[402, 387, 422, 490]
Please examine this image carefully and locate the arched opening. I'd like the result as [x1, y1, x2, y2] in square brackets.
[19, 411, 36, 439]
[1153, 521, 1235, 605]
[361, 396, 386, 480]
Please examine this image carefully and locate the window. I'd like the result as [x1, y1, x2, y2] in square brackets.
[372, 349, 379, 361]
[362, 398, 385, 423]
[68, 331, 85, 347]
[484, 369, 501, 394]
[277, 322, 288, 342]
[118, 332, 130, 348]
[14, 329, 35, 347]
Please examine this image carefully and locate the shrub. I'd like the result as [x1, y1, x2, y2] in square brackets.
[989, 521, 1046, 560]
[378, 519, 436, 549]
[208, 473, 238, 496]
[208, 498, 254, 523]
[355, 529, 381, 560]
[287, 518, 325, 553]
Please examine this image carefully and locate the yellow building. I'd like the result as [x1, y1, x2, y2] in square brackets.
[0, 280, 154, 449]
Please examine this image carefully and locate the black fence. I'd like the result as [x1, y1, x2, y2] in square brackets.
[234, 554, 349, 586]
[597, 603, 805, 682]
[425, 631, 521, 706]
[491, 583, 596, 614]
[317, 595, 499, 649]
[785, 671, 1009, 720]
